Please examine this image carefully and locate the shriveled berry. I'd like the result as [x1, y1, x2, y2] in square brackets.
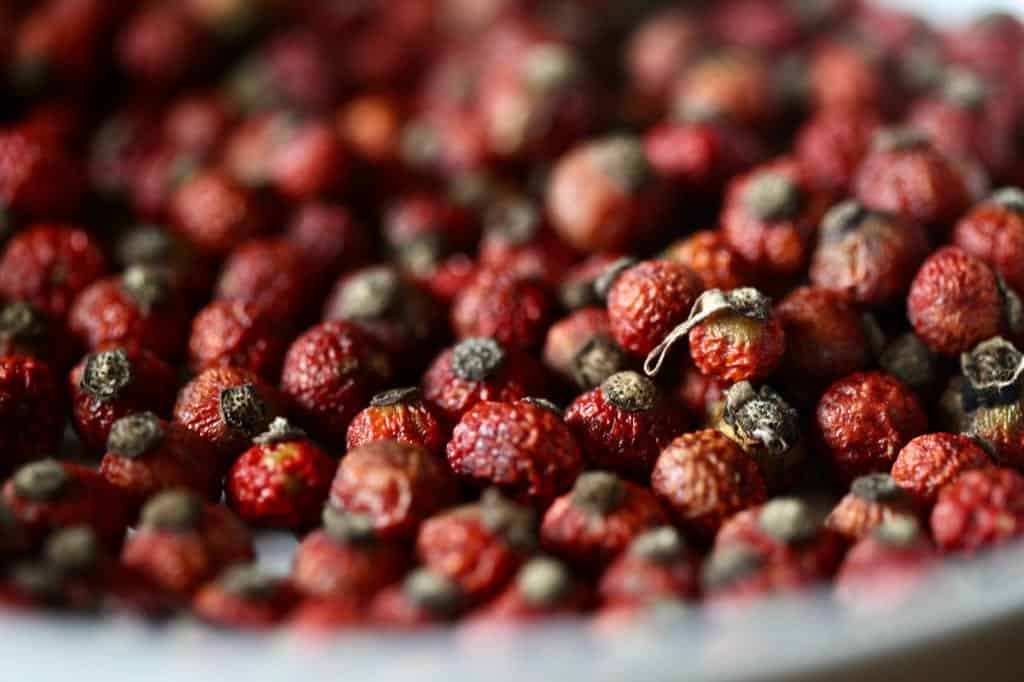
[826, 474, 920, 541]
[193, 564, 296, 629]
[169, 169, 267, 257]
[285, 202, 369, 287]
[543, 308, 628, 392]
[557, 252, 628, 311]
[663, 230, 755, 293]
[931, 467, 1024, 553]
[606, 259, 700, 357]
[115, 225, 215, 306]
[0, 128, 85, 219]
[952, 188, 1024, 294]
[451, 269, 554, 351]
[795, 109, 880, 194]
[0, 301, 75, 370]
[469, 557, 587, 623]
[0, 355, 65, 468]
[891, 433, 992, 508]
[346, 387, 444, 455]
[215, 238, 311, 325]
[369, 567, 464, 628]
[478, 194, 578, 287]
[188, 299, 286, 381]
[701, 542, 814, 610]
[598, 526, 700, 605]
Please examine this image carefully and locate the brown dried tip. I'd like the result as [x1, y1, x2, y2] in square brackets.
[879, 333, 935, 390]
[107, 412, 166, 457]
[960, 337, 1024, 411]
[333, 266, 402, 321]
[524, 44, 577, 92]
[571, 471, 626, 515]
[820, 199, 869, 241]
[758, 498, 818, 543]
[850, 474, 907, 503]
[322, 506, 376, 546]
[702, 544, 764, 590]
[872, 516, 922, 546]
[572, 335, 627, 391]
[479, 488, 537, 552]
[517, 557, 572, 607]
[0, 301, 46, 346]
[630, 526, 686, 563]
[370, 387, 422, 407]
[872, 127, 929, 152]
[723, 381, 800, 454]
[594, 136, 652, 193]
[995, 276, 1024, 337]
[252, 416, 306, 445]
[988, 187, 1024, 214]
[402, 568, 462, 616]
[45, 526, 99, 575]
[219, 384, 270, 435]
[117, 225, 176, 266]
[141, 490, 203, 531]
[940, 67, 988, 110]
[219, 564, 277, 601]
[10, 562, 64, 602]
[644, 288, 771, 375]
[601, 371, 657, 412]
[743, 172, 802, 221]
[14, 460, 70, 501]
[81, 348, 134, 401]
[121, 265, 172, 311]
[559, 278, 601, 311]
[593, 258, 637, 301]
[484, 195, 540, 245]
[451, 337, 506, 382]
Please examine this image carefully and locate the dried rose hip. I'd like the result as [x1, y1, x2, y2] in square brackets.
[794, 109, 880, 194]
[945, 12, 1024, 82]
[0, 223, 106, 321]
[891, 433, 992, 508]
[825, 474, 920, 541]
[557, 252, 628, 311]
[469, 557, 587, 623]
[606, 259, 701, 357]
[69, 347, 177, 455]
[652, 430, 768, 540]
[346, 387, 444, 455]
[115, 225, 216, 307]
[116, 2, 207, 86]
[288, 596, 365, 632]
[954, 338, 1024, 468]
[478, 195, 578, 287]
[807, 36, 889, 114]
[100, 412, 220, 510]
[174, 366, 285, 466]
[188, 299, 286, 381]
[671, 51, 779, 130]
[292, 507, 408, 603]
[447, 399, 582, 508]
[931, 467, 1024, 553]
[3, 460, 130, 550]
[215, 238, 311, 325]
[0, 354, 65, 468]
[226, 418, 335, 530]
[382, 193, 479, 290]
[598, 526, 700, 605]
[369, 567, 464, 628]
[674, 364, 729, 420]
[0, 127, 85, 220]
[122, 490, 254, 596]
[543, 308, 628, 392]
[809, 200, 929, 308]
[624, 8, 703, 111]
[421, 337, 547, 425]
[417, 489, 536, 602]
[280, 320, 389, 445]
[193, 564, 296, 629]
[0, 301, 75, 371]
[564, 371, 685, 481]
[908, 246, 1019, 356]
[331, 440, 457, 540]
[540, 472, 668, 573]
[663, 230, 755, 293]
[877, 333, 937, 393]
[285, 202, 369, 288]
[451, 268, 555, 351]
[952, 188, 1024, 294]
[267, 117, 347, 202]
[169, 168, 267, 257]
[701, 543, 814, 610]
[815, 371, 927, 485]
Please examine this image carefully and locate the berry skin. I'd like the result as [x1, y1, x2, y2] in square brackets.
[215, 238, 311, 325]
[267, 118, 347, 202]
[0, 127, 85, 219]
[931, 467, 1024, 553]
[3, 460, 131, 551]
[955, 338, 1024, 468]
[346, 387, 445, 456]
[543, 307, 628, 392]
[809, 200, 929, 308]
[174, 366, 286, 467]
[116, 2, 206, 86]
[564, 371, 686, 481]
[671, 51, 779, 130]
[285, 202, 369, 288]
[478, 195, 579, 287]
[701, 543, 814, 611]
[0, 355, 65, 468]
[0, 224, 106, 321]
[416, 490, 536, 602]
[815, 372, 927, 485]
[651, 430, 768, 540]
[280, 321, 390, 446]
[952, 188, 1024, 294]
[369, 568, 465, 628]
[891, 433, 992, 508]
[288, 597, 364, 632]
[624, 8, 703, 109]
[115, 225, 216, 307]
[557, 252, 628, 311]
[100, 413, 220, 512]
[907, 246, 1015, 356]
[606, 259, 701, 357]
[69, 347, 177, 455]
[807, 37, 889, 115]
[292, 508, 409, 603]
[0, 301, 76, 371]
[795, 109, 880, 194]
[468, 557, 588, 624]
[121, 490, 254, 596]
[169, 169, 268, 257]
[382, 193, 479, 289]
[825, 474, 920, 541]
[226, 419, 336, 530]
[421, 337, 547, 426]
[447, 399, 582, 508]
[663, 230, 755, 293]
[193, 565, 297, 629]
[451, 269, 555, 351]
[674, 364, 729, 420]
[188, 299, 286, 381]
[540, 472, 668, 573]
[720, 158, 831, 277]
[598, 526, 700, 605]
[331, 440, 457, 540]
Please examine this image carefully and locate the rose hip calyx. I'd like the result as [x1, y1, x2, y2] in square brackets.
[219, 384, 270, 435]
[45, 526, 99, 575]
[850, 473, 906, 503]
[873, 516, 922, 546]
[0, 301, 46, 347]
[451, 337, 506, 382]
[572, 336, 627, 391]
[81, 348, 134, 401]
[644, 287, 772, 375]
[879, 333, 935, 390]
[117, 225, 176, 266]
[702, 544, 764, 590]
[593, 257, 637, 301]
[601, 371, 657, 412]
[743, 172, 802, 221]
[758, 498, 817, 543]
[219, 564, 277, 601]
[940, 67, 988, 110]
[107, 412, 166, 457]
[334, 267, 402, 321]
[14, 460, 70, 501]
[989, 187, 1024, 214]
[524, 44, 577, 93]
[630, 526, 686, 563]
[484, 195, 540, 245]
[252, 416, 306, 445]
[121, 265, 172, 311]
[594, 136, 652, 193]
[570, 470, 626, 515]
[723, 382, 800, 454]
[517, 557, 572, 607]
[402, 568, 462, 616]
[960, 337, 1024, 411]
[820, 199, 869, 241]
[141, 490, 203, 531]
[479, 488, 537, 552]
[872, 127, 929, 152]
[995, 276, 1024, 336]
[322, 506, 376, 546]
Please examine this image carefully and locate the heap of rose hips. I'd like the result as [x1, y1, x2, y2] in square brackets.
[2, 0, 1024, 632]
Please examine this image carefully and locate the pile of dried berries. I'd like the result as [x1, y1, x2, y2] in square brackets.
[0, 0, 1023, 633]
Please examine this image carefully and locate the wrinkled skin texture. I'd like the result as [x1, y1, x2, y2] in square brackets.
[331, 440, 457, 540]
[451, 270, 554, 351]
[0, 129, 85, 219]
[215, 238, 312, 325]
[541, 483, 668, 573]
[825, 491, 920, 541]
[952, 202, 1024, 294]
[795, 109, 879, 194]
[834, 533, 936, 613]
[774, 286, 867, 388]
[292, 530, 408, 602]
[907, 246, 1005, 356]
[188, 300, 287, 381]
[663, 231, 755, 292]
[0, 355, 65, 468]
[346, 397, 444, 455]
[169, 170, 267, 257]
[815, 372, 928, 485]
[891, 433, 991, 508]
[0, 224, 106, 320]
[714, 506, 846, 579]
[192, 579, 296, 629]
[564, 384, 687, 481]
[690, 313, 786, 383]
[931, 467, 1024, 553]
[651, 430, 768, 539]
[285, 202, 369, 287]
[607, 260, 700, 356]
[447, 401, 582, 508]
[227, 440, 336, 529]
